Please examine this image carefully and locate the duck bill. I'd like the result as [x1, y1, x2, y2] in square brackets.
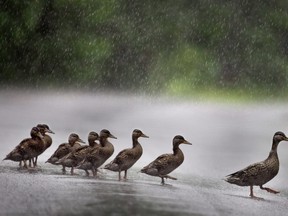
[141, 133, 149, 138]
[46, 128, 55, 134]
[38, 132, 44, 139]
[183, 140, 192, 145]
[109, 134, 117, 139]
[77, 138, 85, 144]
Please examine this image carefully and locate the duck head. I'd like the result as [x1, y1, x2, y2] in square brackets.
[173, 135, 192, 147]
[31, 127, 44, 139]
[68, 133, 85, 145]
[133, 129, 149, 139]
[88, 131, 99, 146]
[273, 131, 288, 142]
[100, 129, 117, 139]
[37, 124, 55, 135]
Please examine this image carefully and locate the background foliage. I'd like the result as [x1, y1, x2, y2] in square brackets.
[1, 0, 288, 97]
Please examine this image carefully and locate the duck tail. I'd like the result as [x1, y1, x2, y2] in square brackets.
[224, 171, 243, 185]
[140, 167, 147, 173]
[45, 157, 58, 164]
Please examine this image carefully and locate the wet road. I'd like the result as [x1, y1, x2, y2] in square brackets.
[1, 90, 288, 215]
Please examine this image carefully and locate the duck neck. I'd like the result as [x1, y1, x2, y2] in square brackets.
[88, 138, 96, 147]
[89, 141, 96, 147]
[44, 134, 52, 147]
[100, 137, 107, 147]
[268, 139, 279, 158]
[32, 134, 42, 141]
[69, 140, 76, 146]
[173, 145, 182, 156]
[132, 136, 140, 148]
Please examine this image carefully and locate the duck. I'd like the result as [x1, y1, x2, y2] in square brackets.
[45, 133, 85, 173]
[3, 127, 44, 168]
[105, 129, 149, 180]
[56, 131, 99, 175]
[31, 124, 55, 167]
[78, 129, 117, 177]
[141, 135, 192, 184]
[225, 131, 288, 199]
[3, 127, 43, 167]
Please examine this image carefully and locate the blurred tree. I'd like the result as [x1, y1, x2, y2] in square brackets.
[0, 0, 288, 97]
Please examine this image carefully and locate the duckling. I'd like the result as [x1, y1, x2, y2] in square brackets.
[3, 127, 43, 168]
[57, 132, 99, 175]
[78, 129, 116, 177]
[141, 135, 192, 184]
[31, 124, 55, 167]
[46, 133, 84, 173]
[105, 129, 148, 180]
[225, 131, 288, 199]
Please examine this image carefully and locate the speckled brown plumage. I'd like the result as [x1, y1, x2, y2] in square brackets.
[78, 129, 117, 177]
[105, 129, 149, 180]
[141, 135, 192, 184]
[31, 124, 55, 167]
[57, 131, 99, 175]
[46, 133, 84, 173]
[225, 131, 288, 198]
[4, 127, 43, 168]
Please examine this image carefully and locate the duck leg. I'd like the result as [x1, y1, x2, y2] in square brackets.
[161, 177, 165, 184]
[71, 167, 74, 175]
[28, 159, 32, 167]
[163, 175, 177, 180]
[260, 185, 280, 194]
[85, 170, 89, 176]
[118, 171, 121, 181]
[34, 157, 38, 167]
[249, 186, 264, 200]
[124, 170, 127, 180]
[23, 160, 28, 169]
[159, 175, 177, 185]
[92, 167, 97, 177]
[249, 185, 254, 198]
[62, 165, 66, 174]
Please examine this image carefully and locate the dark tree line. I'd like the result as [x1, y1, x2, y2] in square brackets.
[1, 0, 288, 94]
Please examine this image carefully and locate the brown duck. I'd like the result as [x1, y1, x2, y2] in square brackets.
[56, 131, 99, 175]
[105, 129, 148, 180]
[141, 135, 192, 184]
[4, 127, 43, 168]
[78, 129, 116, 177]
[225, 131, 288, 198]
[46, 133, 84, 173]
[31, 124, 55, 167]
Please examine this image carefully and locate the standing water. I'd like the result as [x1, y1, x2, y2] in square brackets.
[1, 90, 288, 216]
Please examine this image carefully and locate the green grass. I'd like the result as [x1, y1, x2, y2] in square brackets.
[166, 84, 288, 103]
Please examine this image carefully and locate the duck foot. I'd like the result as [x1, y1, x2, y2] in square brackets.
[163, 175, 177, 180]
[160, 175, 177, 184]
[250, 194, 264, 201]
[260, 186, 280, 194]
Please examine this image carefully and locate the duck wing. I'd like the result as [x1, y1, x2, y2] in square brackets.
[112, 148, 131, 165]
[51, 143, 71, 159]
[226, 161, 267, 186]
[144, 153, 172, 170]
